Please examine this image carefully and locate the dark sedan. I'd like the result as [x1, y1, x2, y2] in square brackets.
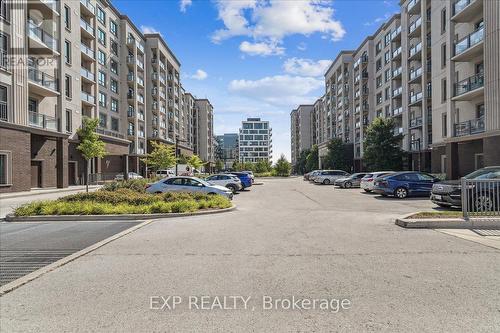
[373, 171, 440, 199]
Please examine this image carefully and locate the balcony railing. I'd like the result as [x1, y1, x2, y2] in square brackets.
[392, 46, 402, 58]
[391, 26, 402, 40]
[392, 86, 403, 97]
[454, 26, 484, 56]
[409, 42, 422, 58]
[454, 116, 485, 137]
[28, 21, 58, 52]
[409, 17, 422, 34]
[28, 111, 57, 131]
[96, 127, 125, 139]
[392, 67, 402, 78]
[80, 68, 94, 81]
[408, 0, 420, 12]
[410, 116, 423, 128]
[81, 91, 95, 104]
[410, 139, 421, 151]
[81, 43, 95, 59]
[80, 19, 94, 36]
[28, 67, 58, 91]
[392, 107, 403, 116]
[393, 127, 403, 135]
[409, 91, 423, 104]
[0, 101, 7, 121]
[409, 67, 423, 81]
[454, 72, 484, 96]
[0, 50, 7, 70]
[80, 0, 96, 14]
[453, 0, 477, 16]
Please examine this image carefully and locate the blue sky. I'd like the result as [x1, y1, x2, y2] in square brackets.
[113, 0, 400, 162]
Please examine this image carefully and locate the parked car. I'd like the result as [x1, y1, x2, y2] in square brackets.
[205, 174, 242, 193]
[334, 173, 368, 188]
[115, 172, 143, 181]
[146, 176, 233, 199]
[304, 170, 320, 181]
[155, 169, 175, 178]
[225, 172, 253, 189]
[372, 171, 440, 199]
[242, 171, 255, 183]
[360, 171, 395, 192]
[314, 170, 351, 185]
[431, 166, 500, 208]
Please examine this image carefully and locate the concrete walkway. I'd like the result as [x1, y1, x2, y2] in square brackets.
[1, 178, 498, 332]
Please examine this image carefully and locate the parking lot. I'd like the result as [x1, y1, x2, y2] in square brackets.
[2, 177, 498, 332]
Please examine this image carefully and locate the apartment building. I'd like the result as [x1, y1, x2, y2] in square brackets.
[290, 105, 313, 166]
[193, 98, 214, 166]
[215, 133, 238, 169]
[239, 118, 272, 163]
[292, 0, 499, 178]
[0, 0, 210, 193]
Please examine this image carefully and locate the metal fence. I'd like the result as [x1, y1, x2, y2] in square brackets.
[88, 173, 120, 185]
[461, 178, 500, 219]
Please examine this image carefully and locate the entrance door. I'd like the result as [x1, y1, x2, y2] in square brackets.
[68, 162, 77, 185]
[31, 161, 42, 188]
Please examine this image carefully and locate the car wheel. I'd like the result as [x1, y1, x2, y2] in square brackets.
[394, 187, 408, 199]
[474, 194, 494, 211]
[344, 182, 352, 189]
[364, 189, 372, 193]
[322, 179, 330, 185]
[226, 184, 237, 193]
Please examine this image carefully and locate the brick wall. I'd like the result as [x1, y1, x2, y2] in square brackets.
[31, 134, 58, 188]
[0, 127, 31, 193]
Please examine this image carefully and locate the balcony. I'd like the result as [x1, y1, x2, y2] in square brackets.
[126, 55, 135, 67]
[80, 19, 95, 38]
[393, 127, 403, 135]
[392, 67, 402, 79]
[452, 26, 484, 62]
[392, 86, 403, 98]
[137, 76, 144, 87]
[391, 26, 402, 41]
[409, 91, 423, 105]
[0, 101, 7, 121]
[409, 67, 423, 82]
[407, 0, 421, 14]
[80, 68, 95, 83]
[392, 107, 403, 116]
[454, 116, 485, 137]
[29, 0, 59, 15]
[28, 67, 59, 96]
[27, 21, 59, 54]
[80, 43, 95, 60]
[81, 91, 95, 105]
[452, 72, 484, 101]
[408, 17, 422, 37]
[127, 129, 135, 137]
[28, 111, 57, 131]
[127, 107, 135, 118]
[80, 0, 96, 15]
[96, 127, 125, 139]
[409, 42, 422, 60]
[392, 46, 402, 59]
[452, 0, 483, 22]
[127, 36, 135, 47]
[409, 116, 423, 128]
[127, 72, 134, 82]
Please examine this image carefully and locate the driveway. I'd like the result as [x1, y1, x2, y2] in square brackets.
[1, 178, 499, 332]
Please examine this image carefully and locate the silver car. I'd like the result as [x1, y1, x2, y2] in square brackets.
[313, 170, 351, 185]
[360, 171, 395, 192]
[334, 173, 368, 188]
[146, 176, 233, 199]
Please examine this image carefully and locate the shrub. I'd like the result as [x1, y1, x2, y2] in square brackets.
[101, 179, 150, 193]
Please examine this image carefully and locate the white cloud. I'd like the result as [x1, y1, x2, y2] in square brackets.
[212, 0, 345, 54]
[190, 69, 208, 80]
[140, 25, 161, 35]
[228, 75, 323, 106]
[297, 42, 307, 51]
[180, 0, 192, 12]
[283, 58, 332, 77]
[364, 11, 399, 26]
[239, 41, 284, 56]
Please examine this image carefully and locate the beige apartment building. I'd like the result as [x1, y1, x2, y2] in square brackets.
[292, 0, 499, 178]
[0, 0, 212, 193]
[193, 98, 214, 167]
[290, 105, 313, 166]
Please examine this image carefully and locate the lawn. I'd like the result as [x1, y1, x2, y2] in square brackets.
[407, 211, 463, 219]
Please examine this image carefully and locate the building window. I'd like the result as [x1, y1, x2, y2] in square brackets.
[64, 5, 71, 30]
[98, 29, 106, 46]
[111, 98, 118, 112]
[441, 8, 446, 34]
[385, 87, 390, 101]
[99, 113, 107, 128]
[110, 60, 118, 74]
[0, 151, 11, 185]
[0, 85, 7, 121]
[442, 113, 447, 137]
[65, 75, 71, 98]
[0, 33, 7, 69]
[65, 109, 72, 133]
[111, 40, 118, 56]
[97, 7, 106, 25]
[376, 93, 382, 105]
[98, 71, 106, 87]
[384, 69, 391, 82]
[441, 78, 447, 102]
[376, 58, 382, 72]
[98, 50, 106, 66]
[384, 51, 390, 64]
[111, 117, 119, 131]
[441, 43, 446, 68]
[110, 20, 118, 36]
[64, 40, 71, 64]
[110, 79, 118, 93]
[384, 33, 391, 46]
[376, 41, 382, 55]
[99, 92, 107, 107]
[0, 0, 9, 21]
[376, 76, 382, 88]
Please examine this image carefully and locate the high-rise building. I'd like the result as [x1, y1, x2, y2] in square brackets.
[290, 105, 313, 166]
[0, 0, 212, 193]
[193, 99, 214, 166]
[215, 133, 238, 169]
[239, 118, 272, 163]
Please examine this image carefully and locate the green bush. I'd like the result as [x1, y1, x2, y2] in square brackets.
[101, 179, 150, 193]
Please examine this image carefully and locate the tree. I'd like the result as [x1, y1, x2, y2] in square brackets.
[274, 154, 291, 177]
[255, 160, 272, 173]
[294, 149, 310, 175]
[187, 154, 204, 172]
[323, 138, 350, 171]
[363, 117, 404, 171]
[215, 160, 224, 172]
[77, 117, 106, 192]
[141, 141, 176, 173]
[306, 145, 319, 172]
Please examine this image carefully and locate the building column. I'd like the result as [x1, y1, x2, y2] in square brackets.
[123, 154, 129, 180]
[445, 142, 459, 180]
[56, 137, 68, 188]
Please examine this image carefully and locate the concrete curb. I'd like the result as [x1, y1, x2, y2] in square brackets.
[395, 212, 500, 229]
[0, 219, 154, 296]
[4, 205, 237, 222]
[0, 186, 101, 200]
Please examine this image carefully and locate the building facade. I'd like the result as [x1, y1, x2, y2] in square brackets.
[215, 133, 238, 169]
[193, 99, 214, 166]
[239, 118, 272, 163]
[0, 0, 212, 193]
[290, 105, 313, 166]
[291, 0, 500, 178]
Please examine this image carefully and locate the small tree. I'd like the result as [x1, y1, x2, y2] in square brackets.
[215, 159, 224, 172]
[363, 117, 404, 171]
[187, 154, 204, 172]
[274, 154, 291, 177]
[294, 149, 310, 174]
[231, 161, 242, 172]
[77, 117, 106, 192]
[323, 138, 350, 171]
[255, 160, 272, 173]
[306, 144, 319, 172]
[141, 141, 176, 173]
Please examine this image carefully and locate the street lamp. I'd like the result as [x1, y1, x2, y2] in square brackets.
[175, 135, 188, 176]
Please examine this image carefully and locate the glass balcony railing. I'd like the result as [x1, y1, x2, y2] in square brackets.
[0, 101, 7, 121]
[28, 111, 57, 131]
[453, 0, 476, 16]
[392, 67, 402, 78]
[81, 91, 95, 104]
[392, 46, 402, 58]
[409, 17, 422, 34]
[391, 26, 402, 40]
[454, 72, 484, 96]
[80, 0, 96, 14]
[392, 86, 403, 97]
[80, 19, 94, 36]
[409, 67, 423, 81]
[410, 139, 421, 151]
[392, 107, 403, 116]
[408, 0, 420, 12]
[409, 91, 423, 104]
[28, 67, 58, 91]
[409, 42, 422, 58]
[454, 26, 484, 56]
[81, 43, 95, 59]
[80, 68, 94, 81]
[454, 116, 485, 137]
[410, 116, 423, 127]
[28, 21, 58, 52]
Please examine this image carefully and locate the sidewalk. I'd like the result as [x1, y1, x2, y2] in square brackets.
[0, 185, 100, 200]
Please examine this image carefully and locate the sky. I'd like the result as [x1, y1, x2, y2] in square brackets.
[113, 0, 401, 163]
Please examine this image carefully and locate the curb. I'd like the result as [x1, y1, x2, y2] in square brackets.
[4, 205, 237, 222]
[0, 219, 154, 296]
[395, 212, 500, 229]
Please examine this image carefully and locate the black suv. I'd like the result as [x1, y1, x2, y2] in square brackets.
[430, 166, 500, 208]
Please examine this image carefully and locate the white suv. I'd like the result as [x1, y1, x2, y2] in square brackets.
[205, 174, 242, 193]
[313, 170, 350, 185]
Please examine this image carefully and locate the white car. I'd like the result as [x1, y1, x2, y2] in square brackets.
[313, 170, 351, 185]
[205, 174, 242, 193]
[115, 172, 143, 180]
[155, 169, 175, 178]
[360, 171, 395, 192]
[145, 176, 233, 199]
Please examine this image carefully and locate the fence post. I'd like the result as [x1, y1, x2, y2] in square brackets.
[461, 177, 468, 221]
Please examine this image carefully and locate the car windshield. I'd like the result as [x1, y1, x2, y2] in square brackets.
[464, 168, 500, 179]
